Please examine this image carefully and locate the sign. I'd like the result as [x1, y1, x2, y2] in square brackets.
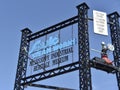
[30, 47, 73, 71]
[93, 10, 108, 35]
[29, 36, 76, 59]
[29, 35, 76, 72]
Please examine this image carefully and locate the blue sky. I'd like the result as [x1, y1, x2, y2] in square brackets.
[0, 0, 120, 90]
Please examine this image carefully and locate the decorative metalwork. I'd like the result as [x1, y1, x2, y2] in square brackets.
[28, 15, 78, 41]
[108, 12, 120, 90]
[14, 28, 32, 90]
[77, 3, 92, 90]
[14, 2, 120, 90]
[21, 61, 80, 85]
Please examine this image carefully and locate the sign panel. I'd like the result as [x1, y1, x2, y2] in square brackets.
[93, 10, 108, 35]
[27, 25, 78, 75]
[29, 35, 76, 72]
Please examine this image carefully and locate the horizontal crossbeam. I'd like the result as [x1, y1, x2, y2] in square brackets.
[21, 59, 119, 86]
[28, 15, 78, 41]
[27, 16, 113, 42]
[21, 61, 80, 85]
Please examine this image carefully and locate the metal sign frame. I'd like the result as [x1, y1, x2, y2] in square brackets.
[14, 2, 120, 90]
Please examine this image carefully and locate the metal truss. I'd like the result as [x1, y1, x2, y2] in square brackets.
[14, 28, 32, 90]
[77, 3, 92, 90]
[14, 2, 120, 90]
[108, 12, 120, 90]
[21, 61, 79, 85]
[19, 3, 93, 90]
[28, 15, 78, 41]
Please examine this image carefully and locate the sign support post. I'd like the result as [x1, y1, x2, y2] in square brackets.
[14, 28, 32, 90]
[77, 3, 92, 90]
[108, 12, 120, 90]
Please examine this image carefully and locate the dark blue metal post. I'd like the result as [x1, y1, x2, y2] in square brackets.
[14, 28, 32, 90]
[77, 3, 92, 90]
[108, 12, 120, 90]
